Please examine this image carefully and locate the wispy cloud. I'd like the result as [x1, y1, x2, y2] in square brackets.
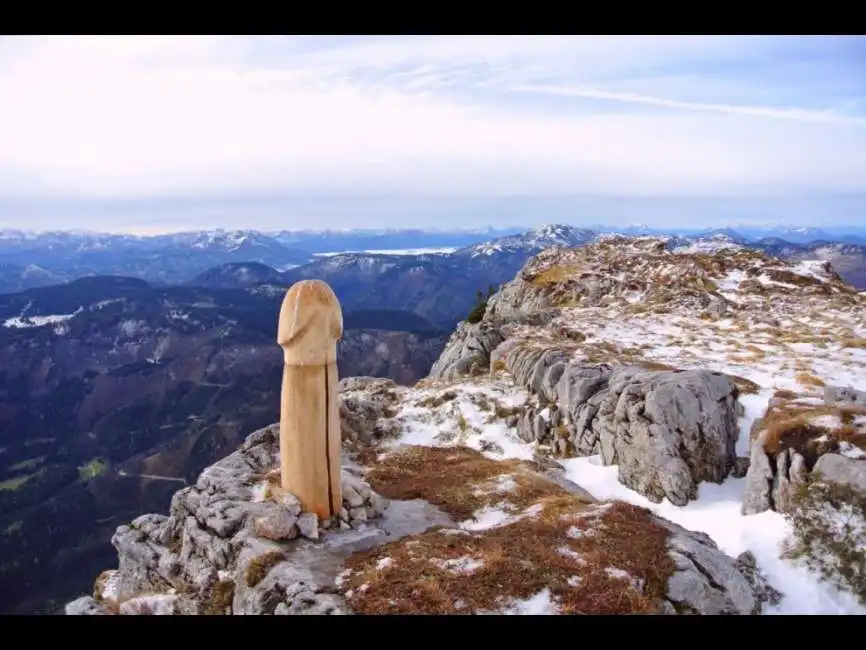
[0, 35, 864, 230]
[510, 84, 866, 125]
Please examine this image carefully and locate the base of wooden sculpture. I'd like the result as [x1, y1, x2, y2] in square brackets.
[279, 362, 342, 519]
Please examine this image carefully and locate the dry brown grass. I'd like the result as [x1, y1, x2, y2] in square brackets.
[93, 570, 115, 602]
[842, 337, 866, 349]
[490, 402, 523, 422]
[765, 269, 827, 289]
[636, 361, 679, 372]
[365, 445, 572, 521]
[491, 359, 507, 373]
[727, 374, 761, 396]
[201, 580, 235, 615]
[773, 389, 799, 401]
[795, 372, 826, 388]
[757, 397, 866, 459]
[744, 344, 767, 360]
[579, 340, 627, 364]
[417, 390, 459, 408]
[530, 265, 579, 287]
[244, 550, 286, 587]
[341, 498, 675, 615]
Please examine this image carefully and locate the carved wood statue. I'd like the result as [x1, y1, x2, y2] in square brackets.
[277, 279, 343, 519]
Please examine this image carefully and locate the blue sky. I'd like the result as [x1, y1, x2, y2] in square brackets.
[0, 35, 864, 233]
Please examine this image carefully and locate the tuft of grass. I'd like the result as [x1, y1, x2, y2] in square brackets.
[341, 498, 675, 615]
[418, 391, 459, 408]
[530, 265, 577, 287]
[636, 361, 678, 372]
[841, 337, 866, 349]
[795, 373, 826, 388]
[491, 359, 507, 373]
[727, 374, 761, 396]
[201, 580, 235, 615]
[766, 269, 826, 288]
[490, 402, 523, 422]
[92, 570, 115, 602]
[756, 396, 866, 460]
[364, 445, 574, 522]
[244, 550, 286, 587]
[783, 477, 866, 604]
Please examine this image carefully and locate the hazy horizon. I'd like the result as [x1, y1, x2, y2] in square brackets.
[1, 35, 864, 233]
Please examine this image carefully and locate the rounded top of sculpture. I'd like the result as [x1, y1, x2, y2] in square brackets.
[277, 280, 343, 365]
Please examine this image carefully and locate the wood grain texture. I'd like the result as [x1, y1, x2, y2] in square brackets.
[277, 280, 343, 518]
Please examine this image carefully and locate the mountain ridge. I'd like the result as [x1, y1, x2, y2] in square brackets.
[62, 236, 866, 615]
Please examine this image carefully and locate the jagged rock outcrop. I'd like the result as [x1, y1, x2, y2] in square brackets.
[660, 524, 780, 615]
[742, 385, 866, 515]
[428, 321, 504, 380]
[338, 377, 402, 448]
[64, 425, 409, 616]
[513, 354, 738, 505]
[813, 453, 866, 493]
[434, 332, 739, 506]
[432, 238, 866, 513]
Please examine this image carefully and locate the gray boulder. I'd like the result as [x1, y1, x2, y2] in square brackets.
[813, 453, 866, 493]
[428, 321, 504, 380]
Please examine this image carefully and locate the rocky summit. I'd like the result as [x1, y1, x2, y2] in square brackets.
[67, 237, 866, 615]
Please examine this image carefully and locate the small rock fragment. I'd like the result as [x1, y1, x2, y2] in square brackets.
[297, 513, 319, 539]
[731, 457, 750, 479]
[252, 509, 299, 542]
[368, 492, 388, 517]
[269, 487, 302, 517]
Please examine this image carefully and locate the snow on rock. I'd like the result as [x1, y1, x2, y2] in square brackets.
[423, 236, 866, 614]
[3, 307, 82, 329]
[502, 588, 557, 615]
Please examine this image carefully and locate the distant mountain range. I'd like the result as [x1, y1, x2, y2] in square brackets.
[192, 226, 866, 319]
[3, 223, 866, 295]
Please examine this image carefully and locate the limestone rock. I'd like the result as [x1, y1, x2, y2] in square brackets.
[275, 593, 346, 615]
[297, 513, 319, 540]
[742, 431, 775, 515]
[661, 520, 773, 614]
[339, 377, 401, 445]
[252, 509, 299, 542]
[428, 321, 504, 380]
[813, 453, 866, 493]
[824, 385, 866, 408]
[731, 456, 750, 479]
[65, 596, 114, 615]
[734, 551, 783, 609]
[119, 594, 181, 615]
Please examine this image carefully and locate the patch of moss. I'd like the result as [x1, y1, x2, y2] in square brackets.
[202, 580, 235, 615]
[244, 551, 286, 587]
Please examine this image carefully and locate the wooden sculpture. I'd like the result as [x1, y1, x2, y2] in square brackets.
[277, 279, 343, 519]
